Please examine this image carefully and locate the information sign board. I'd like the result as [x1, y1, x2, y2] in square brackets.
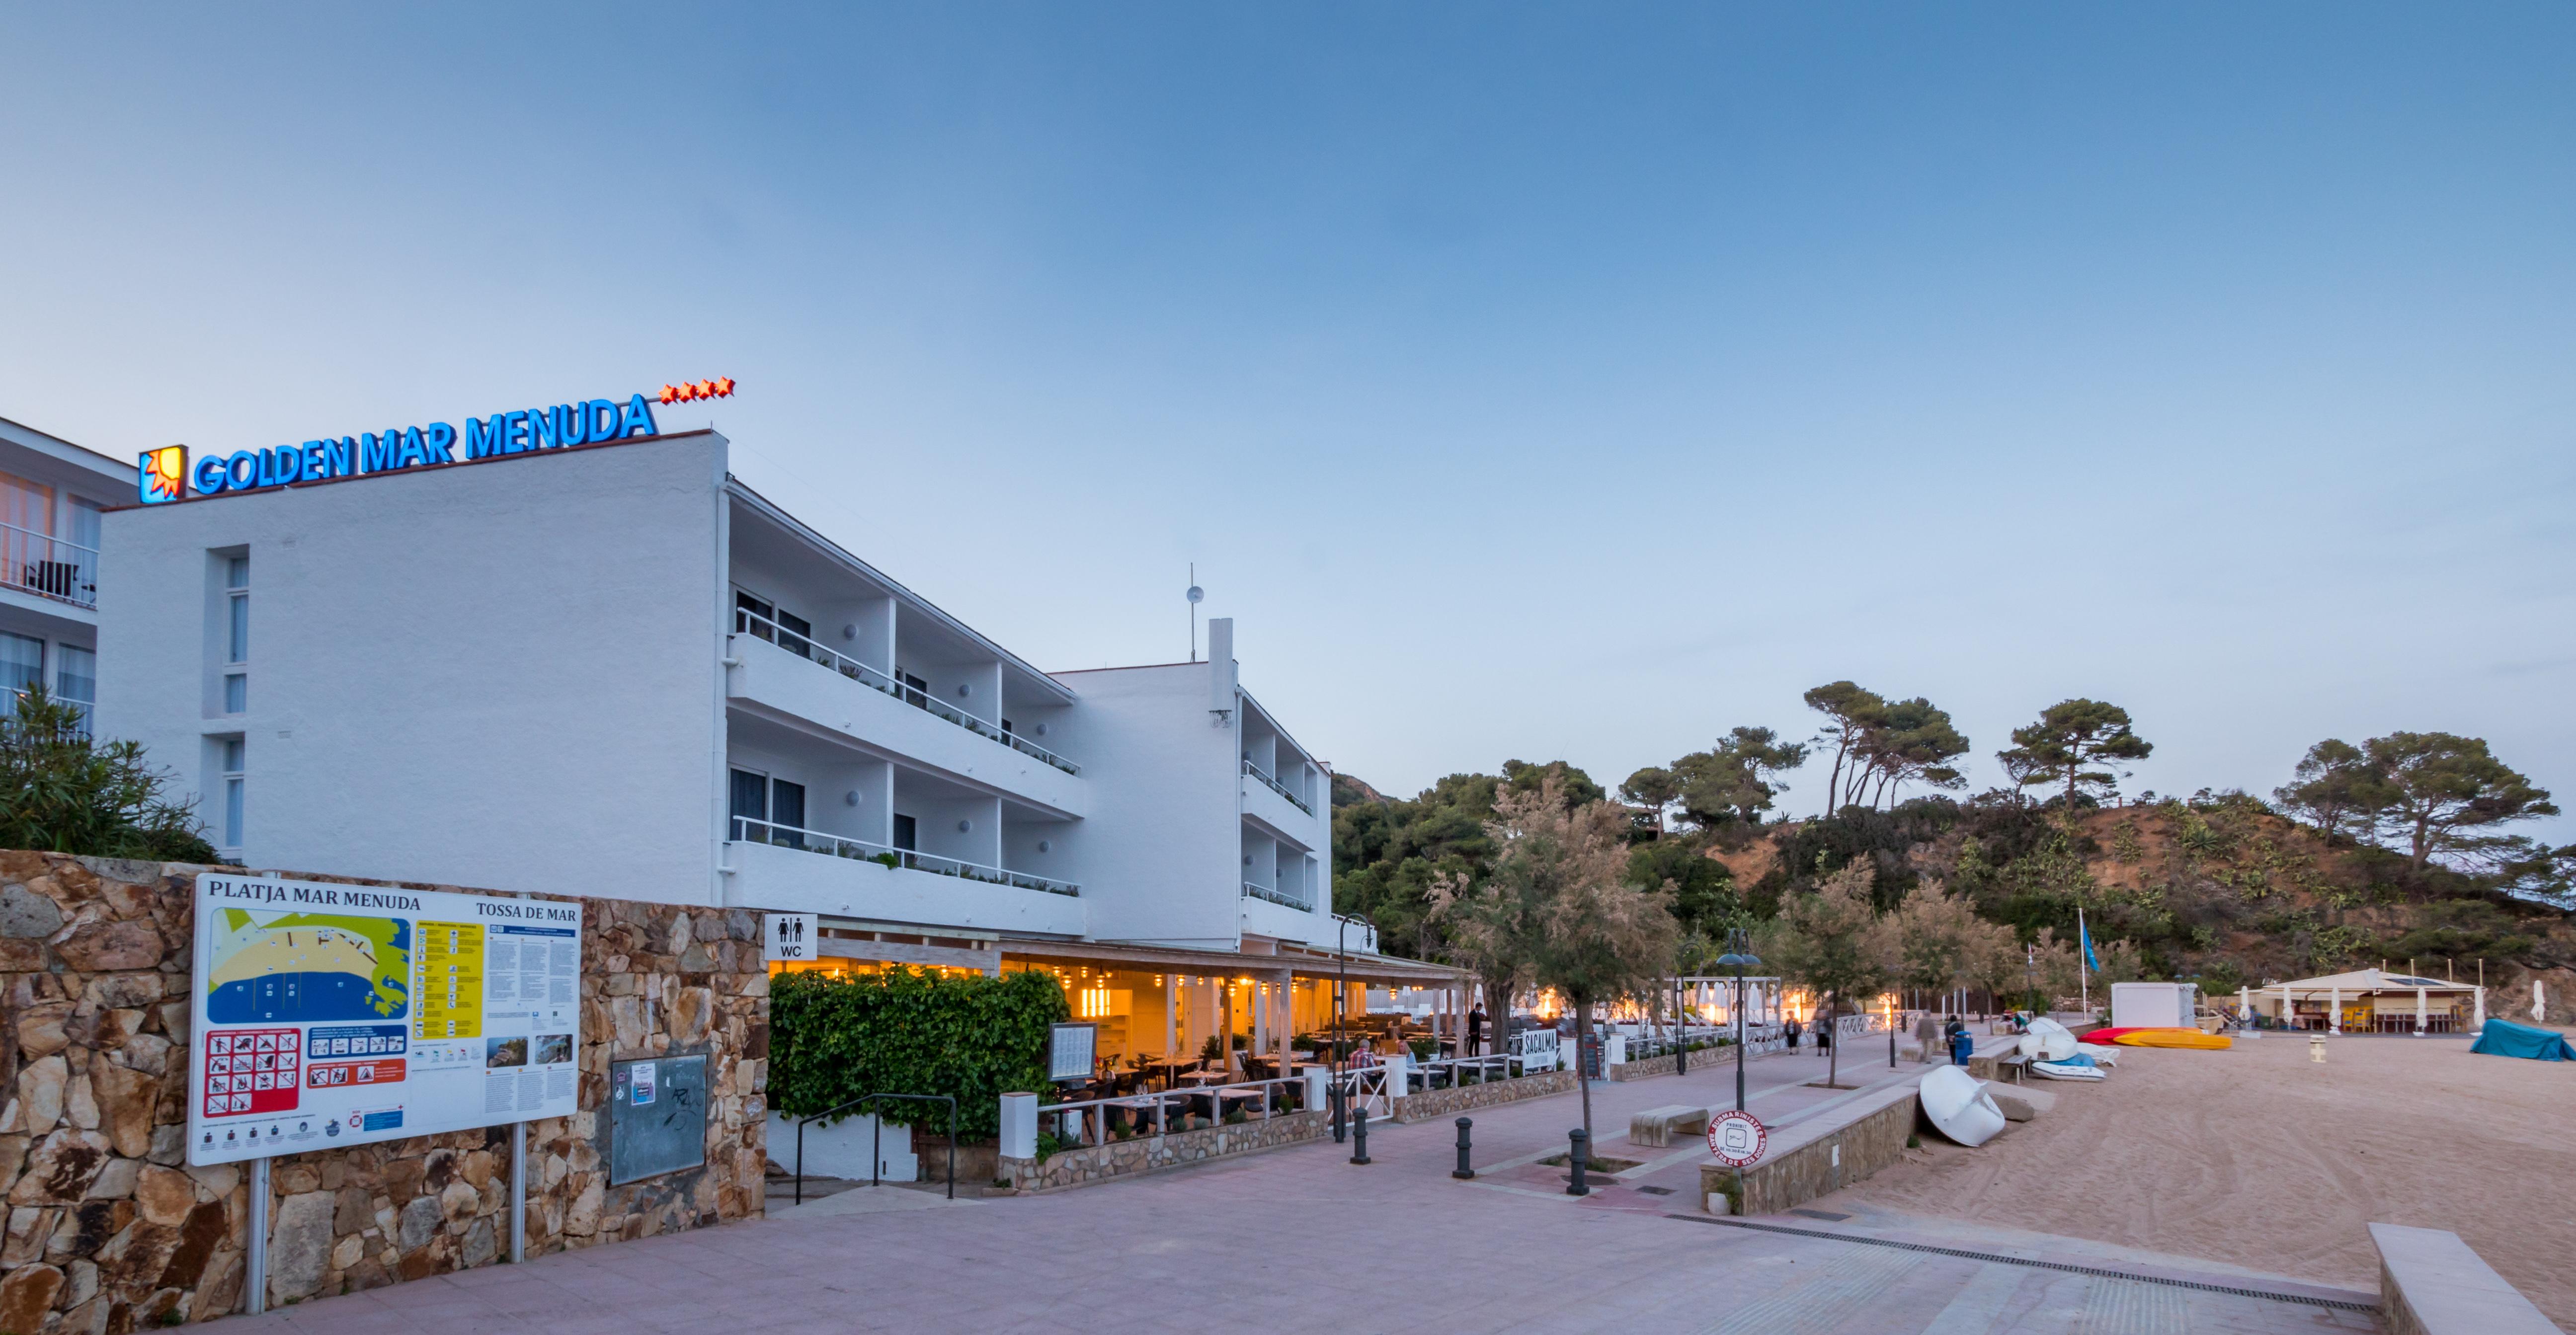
[187, 872, 582, 1166]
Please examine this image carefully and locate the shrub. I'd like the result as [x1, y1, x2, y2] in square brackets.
[769, 967, 1069, 1142]
[0, 687, 215, 862]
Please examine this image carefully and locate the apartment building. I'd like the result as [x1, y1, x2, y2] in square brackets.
[0, 415, 131, 727]
[98, 419, 1454, 1068]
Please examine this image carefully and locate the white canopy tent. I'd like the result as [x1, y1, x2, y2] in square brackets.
[2241, 967, 2483, 1035]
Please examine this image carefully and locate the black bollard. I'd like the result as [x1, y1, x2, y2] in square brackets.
[1330, 1080, 1346, 1143]
[1452, 1117, 1475, 1179]
[1565, 1128, 1591, 1196]
[1350, 1107, 1371, 1165]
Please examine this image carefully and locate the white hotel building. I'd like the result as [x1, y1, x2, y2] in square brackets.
[1, 415, 131, 727]
[98, 425, 1454, 1067]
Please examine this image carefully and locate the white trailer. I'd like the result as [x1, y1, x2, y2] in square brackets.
[2110, 981, 2199, 1029]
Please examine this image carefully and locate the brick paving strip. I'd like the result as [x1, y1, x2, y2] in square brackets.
[211, 1043, 2375, 1335]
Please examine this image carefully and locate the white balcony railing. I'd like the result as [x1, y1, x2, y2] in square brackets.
[1242, 758, 1312, 815]
[1242, 880, 1311, 911]
[0, 522, 97, 610]
[733, 608, 1079, 776]
[729, 816, 1080, 897]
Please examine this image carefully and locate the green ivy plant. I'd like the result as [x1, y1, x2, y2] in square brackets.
[770, 967, 1070, 1143]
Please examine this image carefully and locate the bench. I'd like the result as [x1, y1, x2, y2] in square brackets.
[1628, 1104, 1709, 1148]
[2373, 1223, 2560, 1335]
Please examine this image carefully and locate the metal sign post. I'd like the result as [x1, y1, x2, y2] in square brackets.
[245, 1155, 270, 1315]
[509, 1121, 527, 1263]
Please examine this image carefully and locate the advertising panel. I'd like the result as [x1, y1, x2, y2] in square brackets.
[187, 872, 582, 1166]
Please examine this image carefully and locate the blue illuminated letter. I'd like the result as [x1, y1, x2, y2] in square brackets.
[553, 404, 586, 447]
[464, 416, 504, 461]
[422, 422, 455, 464]
[226, 453, 259, 490]
[531, 407, 558, 451]
[395, 427, 428, 469]
[323, 437, 354, 478]
[193, 455, 231, 494]
[587, 399, 618, 441]
[504, 410, 531, 454]
[300, 441, 328, 479]
[618, 394, 658, 438]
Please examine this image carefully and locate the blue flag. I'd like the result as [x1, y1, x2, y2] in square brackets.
[2079, 912, 2100, 971]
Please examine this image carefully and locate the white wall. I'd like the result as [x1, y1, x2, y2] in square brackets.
[97, 433, 731, 904]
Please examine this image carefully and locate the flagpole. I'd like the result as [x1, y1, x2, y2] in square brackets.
[2078, 906, 2090, 1016]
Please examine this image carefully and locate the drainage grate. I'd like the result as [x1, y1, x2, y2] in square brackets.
[1788, 1208, 1851, 1221]
[1662, 1215, 2378, 1314]
[1635, 1185, 1675, 1196]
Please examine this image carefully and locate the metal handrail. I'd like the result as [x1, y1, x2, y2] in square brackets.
[731, 610, 1081, 775]
[1241, 758, 1313, 815]
[0, 521, 98, 610]
[792, 1091, 957, 1203]
[1240, 880, 1311, 911]
[729, 816, 1080, 897]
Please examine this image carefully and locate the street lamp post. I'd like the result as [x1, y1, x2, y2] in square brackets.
[1334, 912, 1374, 1128]
[1716, 929, 1761, 1114]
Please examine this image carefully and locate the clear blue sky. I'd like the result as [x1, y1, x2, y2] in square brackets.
[4, 4, 2570, 837]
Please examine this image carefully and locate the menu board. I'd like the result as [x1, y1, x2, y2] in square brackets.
[187, 872, 582, 1166]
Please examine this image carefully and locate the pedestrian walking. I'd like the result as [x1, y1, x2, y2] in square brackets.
[1465, 1002, 1486, 1057]
[1913, 1012, 1939, 1064]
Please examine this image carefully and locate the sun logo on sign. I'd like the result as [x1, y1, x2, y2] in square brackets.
[138, 445, 188, 504]
[658, 378, 736, 405]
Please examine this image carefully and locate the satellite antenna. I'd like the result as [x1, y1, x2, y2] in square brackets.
[1187, 565, 1205, 663]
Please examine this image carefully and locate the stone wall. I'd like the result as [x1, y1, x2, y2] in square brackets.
[0, 854, 768, 1331]
[998, 1110, 1327, 1193]
[1698, 1084, 1918, 1217]
[1389, 1070, 1576, 1123]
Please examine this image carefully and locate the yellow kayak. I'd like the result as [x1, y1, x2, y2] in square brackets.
[2111, 1028, 2231, 1050]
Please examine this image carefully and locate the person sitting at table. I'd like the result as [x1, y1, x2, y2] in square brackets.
[1348, 1041, 1378, 1068]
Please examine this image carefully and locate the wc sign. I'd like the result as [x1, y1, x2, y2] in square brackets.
[765, 913, 817, 964]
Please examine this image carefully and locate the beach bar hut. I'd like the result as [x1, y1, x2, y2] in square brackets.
[2251, 967, 2483, 1034]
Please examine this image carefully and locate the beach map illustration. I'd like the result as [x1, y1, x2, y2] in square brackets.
[205, 908, 410, 1024]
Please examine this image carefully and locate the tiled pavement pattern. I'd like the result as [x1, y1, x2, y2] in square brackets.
[224, 1044, 2376, 1334]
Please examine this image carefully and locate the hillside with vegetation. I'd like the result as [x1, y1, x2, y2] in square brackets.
[1334, 683, 2576, 1019]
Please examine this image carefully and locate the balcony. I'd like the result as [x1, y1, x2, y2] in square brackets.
[732, 817, 1078, 896]
[1242, 880, 1310, 911]
[1, 522, 96, 611]
[723, 821, 1086, 938]
[1241, 758, 1311, 815]
[735, 607, 1077, 776]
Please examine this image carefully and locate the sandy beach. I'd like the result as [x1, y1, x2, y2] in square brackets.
[1825, 1029, 2576, 1325]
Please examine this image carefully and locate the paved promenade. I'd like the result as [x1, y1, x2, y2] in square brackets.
[222, 1045, 2376, 1334]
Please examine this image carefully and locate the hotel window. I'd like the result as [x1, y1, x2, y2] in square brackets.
[54, 645, 94, 730]
[1, 631, 40, 711]
[223, 555, 248, 714]
[728, 768, 806, 846]
[732, 590, 812, 659]
[0, 472, 51, 599]
[219, 737, 245, 852]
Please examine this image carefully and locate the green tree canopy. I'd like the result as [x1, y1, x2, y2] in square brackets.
[1996, 699, 2152, 815]
[1804, 681, 1888, 815]
[2357, 732, 2557, 873]
[1619, 766, 1679, 833]
[1850, 698, 1970, 810]
[1757, 862, 1892, 1088]
[1671, 726, 1810, 828]
[2273, 738, 2382, 841]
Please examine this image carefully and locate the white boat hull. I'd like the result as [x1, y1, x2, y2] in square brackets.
[1919, 1066, 2010, 1146]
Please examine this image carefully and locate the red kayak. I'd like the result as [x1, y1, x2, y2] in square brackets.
[2080, 1027, 2138, 1045]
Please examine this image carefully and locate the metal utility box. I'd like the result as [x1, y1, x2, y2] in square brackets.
[607, 1054, 708, 1185]
[2110, 982, 2198, 1030]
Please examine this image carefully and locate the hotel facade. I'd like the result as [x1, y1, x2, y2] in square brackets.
[1, 415, 130, 729]
[97, 419, 1456, 1072]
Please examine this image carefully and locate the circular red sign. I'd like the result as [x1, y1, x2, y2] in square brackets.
[1706, 1109, 1767, 1167]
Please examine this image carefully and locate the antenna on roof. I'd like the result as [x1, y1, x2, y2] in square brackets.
[1187, 565, 1205, 663]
